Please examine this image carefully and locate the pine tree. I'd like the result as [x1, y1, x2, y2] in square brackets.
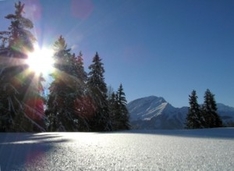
[86, 52, 112, 131]
[202, 89, 223, 128]
[74, 52, 87, 84]
[109, 84, 130, 131]
[108, 92, 118, 130]
[72, 52, 87, 100]
[185, 90, 203, 129]
[72, 52, 91, 131]
[46, 36, 81, 131]
[0, 1, 45, 132]
[116, 84, 130, 130]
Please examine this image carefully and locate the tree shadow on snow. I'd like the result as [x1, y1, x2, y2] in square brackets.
[0, 133, 70, 171]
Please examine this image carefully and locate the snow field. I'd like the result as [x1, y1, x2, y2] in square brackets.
[0, 128, 233, 171]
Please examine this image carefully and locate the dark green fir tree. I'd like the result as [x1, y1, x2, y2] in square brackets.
[109, 84, 130, 131]
[202, 89, 223, 128]
[108, 92, 118, 130]
[72, 52, 91, 131]
[0, 1, 45, 132]
[116, 84, 130, 130]
[46, 36, 81, 131]
[185, 90, 203, 129]
[86, 52, 112, 131]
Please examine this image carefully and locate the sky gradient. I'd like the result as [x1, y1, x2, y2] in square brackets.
[1, 0, 233, 107]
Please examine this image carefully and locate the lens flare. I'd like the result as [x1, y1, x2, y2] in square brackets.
[71, 0, 94, 19]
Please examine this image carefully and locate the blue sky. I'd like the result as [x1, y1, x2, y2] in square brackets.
[1, 0, 234, 107]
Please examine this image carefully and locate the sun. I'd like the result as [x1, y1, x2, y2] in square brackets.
[26, 45, 54, 75]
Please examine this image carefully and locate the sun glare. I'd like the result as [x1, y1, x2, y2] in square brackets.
[27, 45, 54, 75]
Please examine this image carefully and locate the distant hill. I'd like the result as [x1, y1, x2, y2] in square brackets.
[127, 96, 234, 129]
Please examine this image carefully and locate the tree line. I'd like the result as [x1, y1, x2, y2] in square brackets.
[185, 89, 223, 129]
[0, 1, 130, 132]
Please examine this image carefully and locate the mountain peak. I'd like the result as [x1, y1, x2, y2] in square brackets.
[127, 96, 234, 129]
[127, 96, 169, 122]
[130, 95, 166, 104]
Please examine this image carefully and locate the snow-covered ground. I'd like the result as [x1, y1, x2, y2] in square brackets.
[0, 128, 234, 171]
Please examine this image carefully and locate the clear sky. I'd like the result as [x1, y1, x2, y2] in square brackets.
[1, 0, 234, 107]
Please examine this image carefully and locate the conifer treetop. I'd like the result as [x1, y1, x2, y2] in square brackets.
[5, 1, 35, 53]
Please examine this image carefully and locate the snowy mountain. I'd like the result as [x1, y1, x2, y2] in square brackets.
[127, 96, 234, 129]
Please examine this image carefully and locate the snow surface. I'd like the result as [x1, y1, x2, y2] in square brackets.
[0, 128, 234, 171]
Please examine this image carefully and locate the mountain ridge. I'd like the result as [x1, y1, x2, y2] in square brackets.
[127, 95, 234, 129]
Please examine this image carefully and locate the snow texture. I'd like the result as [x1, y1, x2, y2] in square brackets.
[0, 128, 234, 171]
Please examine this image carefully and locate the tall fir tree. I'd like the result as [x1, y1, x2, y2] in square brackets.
[86, 52, 112, 131]
[71, 52, 87, 97]
[72, 52, 91, 131]
[116, 84, 130, 130]
[0, 1, 45, 132]
[185, 90, 203, 129]
[46, 36, 80, 131]
[108, 92, 118, 130]
[107, 86, 116, 129]
[202, 89, 223, 128]
[109, 84, 130, 131]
